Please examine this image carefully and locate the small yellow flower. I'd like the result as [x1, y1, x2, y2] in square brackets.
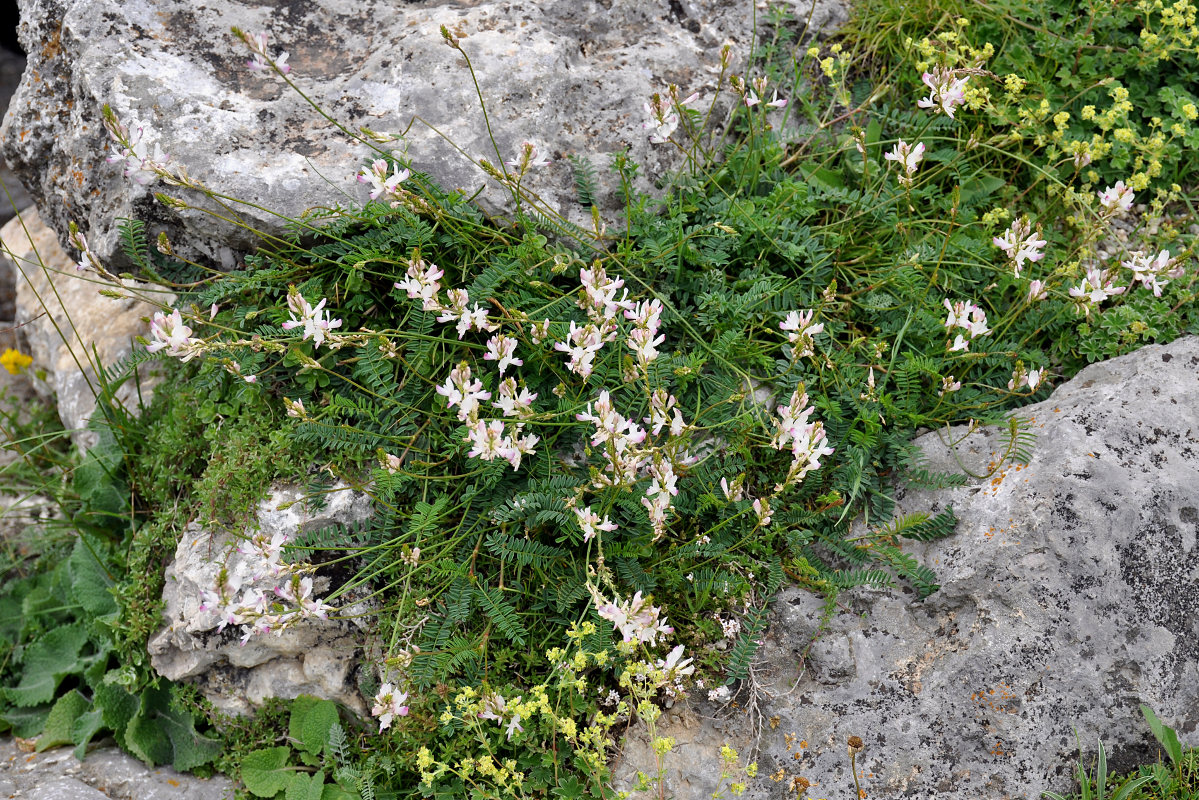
[0, 348, 32, 375]
[1183, 102, 1198, 120]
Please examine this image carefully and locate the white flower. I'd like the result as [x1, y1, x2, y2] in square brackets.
[574, 505, 618, 543]
[359, 158, 410, 202]
[146, 309, 202, 361]
[779, 310, 824, 358]
[505, 141, 551, 173]
[917, 68, 970, 119]
[484, 334, 523, 375]
[245, 31, 291, 75]
[656, 644, 695, 680]
[1097, 181, 1134, 213]
[884, 140, 925, 186]
[992, 218, 1047, 276]
[281, 289, 342, 349]
[371, 683, 409, 732]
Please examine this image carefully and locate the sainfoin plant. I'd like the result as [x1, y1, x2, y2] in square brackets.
[2, 2, 1195, 798]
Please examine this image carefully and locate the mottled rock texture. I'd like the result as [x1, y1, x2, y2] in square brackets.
[0, 207, 164, 449]
[1, 0, 846, 271]
[0, 738, 233, 800]
[148, 482, 375, 716]
[618, 335, 1199, 799]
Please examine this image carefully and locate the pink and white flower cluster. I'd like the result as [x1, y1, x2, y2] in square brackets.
[917, 68, 969, 119]
[1122, 249, 1185, 297]
[198, 530, 335, 645]
[1097, 181, 1135, 214]
[740, 76, 788, 109]
[574, 505, 618, 543]
[992, 217, 1047, 276]
[105, 120, 170, 186]
[146, 308, 203, 361]
[643, 88, 699, 144]
[884, 140, 925, 187]
[244, 31, 290, 74]
[478, 691, 524, 741]
[358, 159, 410, 204]
[943, 298, 991, 352]
[594, 590, 674, 645]
[394, 256, 499, 340]
[1007, 364, 1044, 393]
[779, 309, 824, 359]
[625, 299, 666, 365]
[574, 387, 693, 539]
[371, 683, 409, 732]
[1068, 267, 1126, 315]
[281, 289, 343, 349]
[437, 362, 540, 471]
[769, 387, 835, 493]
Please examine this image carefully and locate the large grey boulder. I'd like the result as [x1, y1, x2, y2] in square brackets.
[0, 207, 165, 449]
[1, 0, 846, 271]
[148, 481, 375, 716]
[617, 335, 1199, 799]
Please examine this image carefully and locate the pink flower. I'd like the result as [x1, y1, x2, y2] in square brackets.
[917, 68, 969, 119]
[146, 309, 202, 361]
[245, 32, 290, 75]
[1097, 181, 1134, 213]
[574, 506, 618, 542]
[371, 683, 409, 732]
[359, 159, 410, 202]
[483, 334, 523, 375]
[281, 289, 342, 348]
[505, 141, 551, 172]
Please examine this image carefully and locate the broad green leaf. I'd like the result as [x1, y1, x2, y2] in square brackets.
[37, 690, 90, 751]
[72, 708, 106, 760]
[68, 538, 118, 617]
[289, 695, 339, 757]
[242, 746, 294, 798]
[4, 625, 89, 707]
[93, 677, 139, 748]
[158, 705, 223, 772]
[0, 704, 51, 737]
[286, 771, 325, 800]
[125, 711, 172, 766]
[320, 784, 354, 800]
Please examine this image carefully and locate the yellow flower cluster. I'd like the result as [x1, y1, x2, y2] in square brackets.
[0, 348, 32, 375]
[1135, 0, 1198, 63]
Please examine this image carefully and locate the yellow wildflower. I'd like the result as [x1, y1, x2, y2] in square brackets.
[0, 348, 32, 375]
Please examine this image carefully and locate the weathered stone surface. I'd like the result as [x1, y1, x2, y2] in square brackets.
[76, 747, 234, 800]
[0, 738, 233, 800]
[0, 207, 165, 449]
[618, 336, 1199, 799]
[0, 45, 33, 318]
[148, 481, 375, 716]
[27, 777, 109, 800]
[1, 0, 846, 271]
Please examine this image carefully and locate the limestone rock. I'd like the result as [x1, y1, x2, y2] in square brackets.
[0, 207, 164, 449]
[148, 481, 375, 716]
[0, 738, 233, 800]
[619, 336, 1199, 799]
[1, 0, 846, 271]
